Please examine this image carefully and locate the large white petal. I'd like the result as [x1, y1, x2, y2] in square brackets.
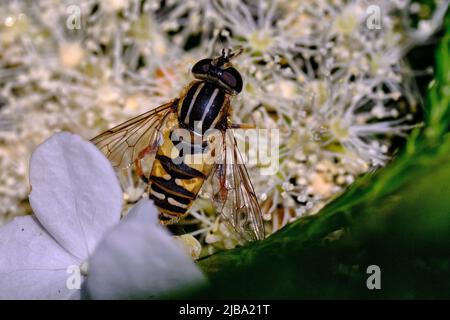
[84, 199, 206, 299]
[29, 132, 123, 260]
[0, 216, 81, 299]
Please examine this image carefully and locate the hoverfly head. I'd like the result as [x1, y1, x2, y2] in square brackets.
[192, 48, 243, 95]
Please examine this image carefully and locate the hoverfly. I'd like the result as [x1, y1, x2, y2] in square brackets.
[91, 48, 265, 242]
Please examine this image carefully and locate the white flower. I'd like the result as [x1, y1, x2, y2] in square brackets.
[0, 132, 205, 299]
[0, 132, 122, 299]
[84, 199, 205, 299]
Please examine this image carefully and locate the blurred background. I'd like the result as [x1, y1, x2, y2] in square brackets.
[0, 0, 448, 259]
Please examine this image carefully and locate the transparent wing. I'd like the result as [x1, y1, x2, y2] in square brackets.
[210, 129, 265, 242]
[91, 101, 175, 169]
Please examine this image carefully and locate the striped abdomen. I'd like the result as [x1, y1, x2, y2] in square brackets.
[149, 149, 209, 223]
[149, 82, 229, 223]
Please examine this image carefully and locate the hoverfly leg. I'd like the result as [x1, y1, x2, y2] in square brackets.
[134, 158, 149, 184]
[135, 143, 159, 184]
[218, 165, 229, 201]
[230, 123, 256, 129]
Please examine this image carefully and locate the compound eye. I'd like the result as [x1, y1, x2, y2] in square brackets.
[192, 59, 212, 77]
[220, 67, 243, 93]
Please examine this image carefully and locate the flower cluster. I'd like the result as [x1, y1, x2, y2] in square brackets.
[0, 0, 447, 254]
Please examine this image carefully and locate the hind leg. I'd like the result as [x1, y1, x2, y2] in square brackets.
[230, 123, 256, 129]
[134, 144, 159, 184]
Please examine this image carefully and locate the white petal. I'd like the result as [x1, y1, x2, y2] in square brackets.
[29, 132, 123, 260]
[84, 199, 206, 299]
[0, 216, 82, 299]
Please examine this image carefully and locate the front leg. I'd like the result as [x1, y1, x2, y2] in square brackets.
[230, 123, 256, 129]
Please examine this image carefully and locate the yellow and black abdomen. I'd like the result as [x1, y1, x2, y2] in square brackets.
[149, 81, 230, 223]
